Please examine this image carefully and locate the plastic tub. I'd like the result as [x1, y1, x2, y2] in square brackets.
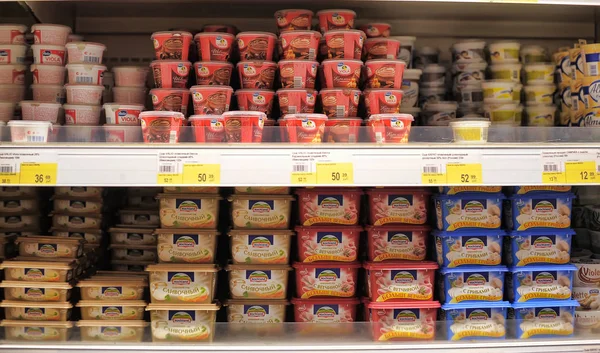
[295, 225, 361, 262]
[506, 192, 574, 230]
[321, 59, 362, 88]
[139, 111, 184, 143]
[193, 32, 234, 61]
[236, 32, 276, 61]
[292, 297, 358, 324]
[108, 227, 156, 246]
[8, 120, 51, 143]
[526, 104, 556, 126]
[222, 111, 266, 142]
[150, 88, 189, 114]
[237, 61, 277, 89]
[366, 188, 429, 225]
[452, 62, 487, 86]
[190, 85, 233, 115]
[30, 64, 65, 85]
[226, 264, 291, 299]
[110, 244, 157, 262]
[296, 188, 361, 226]
[112, 66, 149, 87]
[65, 84, 104, 105]
[0, 300, 71, 321]
[280, 113, 327, 143]
[113, 86, 146, 105]
[521, 45, 547, 63]
[433, 229, 506, 267]
[278, 60, 318, 89]
[422, 101, 458, 126]
[368, 301, 440, 341]
[151, 31, 193, 60]
[317, 9, 356, 32]
[452, 40, 486, 63]
[0, 281, 72, 301]
[277, 89, 316, 115]
[194, 61, 232, 86]
[323, 117, 361, 143]
[513, 300, 578, 339]
[394, 36, 416, 66]
[229, 229, 292, 264]
[293, 261, 360, 298]
[189, 115, 225, 143]
[229, 194, 294, 229]
[280, 31, 321, 61]
[235, 89, 275, 118]
[482, 80, 515, 101]
[365, 225, 429, 261]
[419, 86, 446, 105]
[401, 69, 422, 107]
[146, 264, 218, 304]
[32, 24, 71, 45]
[104, 124, 143, 143]
[512, 186, 572, 195]
[441, 302, 509, 340]
[455, 83, 483, 104]
[484, 103, 518, 124]
[0, 44, 26, 64]
[507, 264, 576, 302]
[63, 104, 101, 125]
[364, 38, 401, 60]
[439, 266, 507, 304]
[449, 118, 490, 143]
[103, 103, 144, 125]
[488, 41, 520, 63]
[364, 89, 403, 115]
[581, 43, 600, 77]
[1, 320, 72, 341]
[360, 23, 391, 38]
[364, 261, 438, 302]
[524, 63, 555, 84]
[31, 84, 64, 104]
[365, 60, 406, 89]
[323, 30, 364, 60]
[0, 24, 27, 44]
[31, 44, 66, 65]
[507, 229, 574, 266]
[489, 63, 522, 82]
[421, 64, 446, 86]
[275, 9, 314, 32]
[226, 299, 288, 324]
[65, 42, 105, 64]
[434, 193, 505, 231]
[0, 260, 74, 282]
[147, 303, 219, 342]
[155, 228, 218, 264]
[66, 63, 106, 85]
[157, 193, 221, 228]
[51, 213, 101, 229]
[150, 60, 191, 89]
[233, 187, 289, 195]
[77, 320, 147, 342]
[53, 198, 101, 214]
[20, 101, 61, 123]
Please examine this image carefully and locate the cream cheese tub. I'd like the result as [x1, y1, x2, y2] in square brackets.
[0, 214, 39, 229]
[0, 281, 72, 302]
[111, 260, 154, 272]
[226, 264, 291, 299]
[163, 186, 219, 194]
[55, 187, 103, 198]
[225, 299, 288, 323]
[507, 229, 574, 266]
[0, 187, 37, 197]
[0, 197, 38, 213]
[0, 300, 71, 321]
[507, 193, 574, 230]
[77, 320, 148, 342]
[119, 209, 160, 227]
[229, 229, 293, 264]
[77, 278, 146, 301]
[147, 264, 218, 304]
[14, 257, 82, 278]
[77, 300, 146, 320]
[110, 244, 158, 262]
[16, 236, 84, 259]
[156, 228, 219, 264]
[434, 193, 504, 231]
[53, 197, 103, 214]
[229, 194, 294, 229]
[439, 266, 507, 304]
[51, 227, 102, 244]
[51, 213, 102, 229]
[1, 320, 72, 341]
[441, 302, 509, 340]
[507, 264, 576, 302]
[108, 227, 157, 246]
[513, 300, 578, 339]
[147, 303, 219, 342]
[0, 260, 74, 282]
[157, 193, 221, 229]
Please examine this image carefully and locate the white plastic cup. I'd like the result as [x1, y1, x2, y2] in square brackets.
[31, 44, 66, 66]
[420, 86, 446, 105]
[489, 63, 522, 82]
[482, 80, 515, 102]
[521, 45, 548, 64]
[526, 104, 556, 126]
[484, 102, 519, 123]
[31, 24, 72, 46]
[112, 66, 149, 87]
[103, 103, 144, 125]
[20, 101, 62, 122]
[64, 84, 104, 105]
[0, 24, 28, 44]
[31, 84, 65, 104]
[8, 120, 52, 143]
[112, 86, 147, 105]
[524, 84, 556, 105]
[452, 39, 486, 63]
[453, 61, 488, 86]
[488, 41, 521, 63]
[63, 103, 101, 125]
[30, 64, 66, 85]
[524, 63, 555, 84]
[422, 101, 458, 126]
[0, 44, 27, 65]
[401, 69, 422, 108]
[65, 42, 106, 64]
[66, 63, 107, 85]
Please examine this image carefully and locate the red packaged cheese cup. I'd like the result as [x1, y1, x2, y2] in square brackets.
[366, 113, 414, 143]
[321, 59, 362, 89]
[364, 38, 401, 60]
[359, 23, 392, 38]
[236, 32, 277, 61]
[189, 114, 225, 143]
[235, 89, 275, 118]
[151, 31, 193, 60]
[280, 113, 328, 143]
[365, 60, 406, 89]
[320, 88, 360, 118]
[150, 60, 191, 89]
[279, 31, 321, 61]
[222, 111, 266, 143]
[324, 118, 362, 143]
[364, 89, 403, 115]
[316, 9, 357, 32]
[367, 300, 440, 341]
[277, 89, 317, 115]
[193, 61, 233, 86]
[237, 61, 277, 89]
[150, 88, 190, 116]
[278, 60, 318, 89]
[190, 85, 233, 115]
[296, 225, 362, 262]
[366, 225, 430, 261]
[323, 30, 365, 60]
[193, 32, 235, 62]
[293, 261, 360, 298]
[275, 9, 314, 33]
[139, 111, 185, 143]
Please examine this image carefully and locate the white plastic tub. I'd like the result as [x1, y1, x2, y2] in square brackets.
[524, 63, 555, 84]
[20, 101, 62, 122]
[422, 101, 458, 126]
[66, 63, 106, 85]
[112, 66, 149, 87]
[32, 84, 65, 104]
[65, 42, 106, 64]
[401, 69, 422, 108]
[0, 102, 15, 122]
[0, 24, 27, 44]
[452, 40, 486, 63]
[393, 36, 416, 67]
[422, 64, 446, 86]
[450, 118, 490, 143]
[482, 80, 515, 102]
[488, 41, 521, 63]
[526, 104, 556, 126]
[31, 64, 65, 85]
[8, 120, 52, 143]
[103, 124, 143, 143]
[63, 104, 101, 125]
[65, 84, 104, 105]
[32, 24, 72, 46]
[524, 84, 555, 105]
[31, 44, 66, 66]
[0, 64, 25, 84]
[0, 44, 27, 65]
[484, 102, 519, 123]
[521, 45, 548, 63]
[112, 87, 146, 105]
[0, 84, 25, 103]
[103, 103, 144, 125]
[489, 63, 522, 82]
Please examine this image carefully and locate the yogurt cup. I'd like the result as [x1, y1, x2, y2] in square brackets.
[488, 41, 521, 63]
[0, 44, 26, 64]
[401, 69, 422, 107]
[278, 60, 318, 89]
[8, 120, 52, 143]
[393, 36, 416, 68]
[66, 63, 106, 85]
[280, 113, 328, 143]
[323, 30, 364, 60]
[280, 30, 321, 61]
[365, 60, 406, 89]
[452, 61, 487, 86]
[526, 104, 556, 126]
[293, 261, 360, 298]
[364, 261, 438, 302]
[150, 88, 190, 115]
[103, 103, 144, 125]
[367, 113, 414, 143]
[235, 89, 275, 117]
[194, 61, 232, 86]
[65, 42, 105, 64]
[63, 104, 101, 125]
[277, 88, 317, 114]
[360, 23, 391, 38]
[0, 24, 27, 44]
[32, 24, 71, 45]
[524, 63, 555, 84]
[31, 64, 65, 85]
[0, 102, 15, 122]
[452, 40, 486, 63]
[317, 9, 356, 32]
[422, 101, 458, 126]
[524, 84, 555, 104]
[222, 111, 266, 143]
[484, 102, 519, 124]
[189, 114, 225, 143]
[275, 9, 314, 33]
[482, 80, 515, 102]
[32, 84, 65, 103]
[421, 64, 446, 86]
[367, 301, 439, 341]
[521, 45, 548, 63]
[151, 31, 193, 60]
[450, 118, 491, 143]
[31, 44, 65, 66]
[490, 63, 522, 82]
[581, 43, 600, 77]
[324, 117, 361, 143]
[150, 60, 190, 89]
[364, 38, 401, 60]
[113, 86, 146, 105]
[236, 32, 276, 61]
[513, 300, 578, 339]
[194, 32, 234, 61]
[104, 124, 143, 143]
[321, 59, 362, 89]
[139, 111, 185, 143]
[237, 61, 277, 89]
[112, 66, 149, 87]
[320, 88, 360, 118]
[0, 84, 25, 103]
[190, 85, 233, 115]
[20, 101, 61, 122]
[364, 89, 403, 115]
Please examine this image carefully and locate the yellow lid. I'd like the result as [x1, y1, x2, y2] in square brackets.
[225, 264, 292, 271]
[0, 260, 74, 270]
[228, 229, 294, 236]
[224, 299, 289, 306]
[15, 236, 83, 244]
[154, 228, 220, 235]
[1, 320, 73, 328]
[145, 264, 219, 272]
[156, 193, 223, 200]
[108, 227, 154, 234]
[0, 281, 72, 289]
[146, 303, 220, 311]
[0, 300, 72, 309]
[76, 300, 147, 307]
[76, 320, 148, 328]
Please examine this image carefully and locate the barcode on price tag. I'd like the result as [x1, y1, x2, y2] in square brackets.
[159, 164, 175, 173]
[293, 164, 309, 173]
[0, 165, 14, 174]
[421, 164, 445, 184]
[543, 163, 561, 172]
[423, 166, 440, 174]
[0, 164, 18, 185]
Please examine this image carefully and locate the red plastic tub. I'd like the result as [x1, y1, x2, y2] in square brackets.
[296, 225, 362, 262]
[359, 23, 392, 38]
[190, 85, 233, 115]
[364, 39, 401, 60]
[280, 113, 328, 143]
[321, 59, 362, 89]
[292, 297, 359, 322]
[320, 88, 360, 118]
[236, 32, 277, 61]
[277, 89, 317, 115]
[237, 61, 277, 89]
[296, 188, 362, 226]
[235, 89, 275, 118]
[280, 31, 321, 60]
[364, 89, 403, 115]
[150, 88, 190, 115]
[364, 261, 438, 302]
[139, 111, 185, 143]
[189, 115, 225, 143]
[194, 32, 235, 61]
[222, 111, 266, 143]
[193, 61, 233, 86]
[150, 60, 191, 89]
[317, 9, 356, 32]
[366, 300, 440, 341]
[275, 9, 314, 33]
[278, 60, 318, 89]
[151, 31, 193, 60]
[365, 60, 406, 89]
[366, 187, 430, 225]
[366, 114, 414, 143]
[323, 30, 364, 60]
[366, 225, 430, 261]
[324, 118, 362, 143]
[293, 261, 361, 298]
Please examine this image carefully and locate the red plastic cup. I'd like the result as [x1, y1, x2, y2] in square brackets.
[365, 60, 406, 89]
[323, 30, 365, 60]
[359, 23, 392, 38]
[320, 88, 360, 118]
[150, 60, 191, 89]
[237, 61, 277, 89]
[292, 261, 360, 298]
[296, 225, 362, 262]
[202, 24, 237, 34]
[151, 31, 193, 60]
[193, 32, 235, 61]
[235, 89, 275, 118]
[367, 113, 414, 143]
[321, 59, 362, 89]
[366, 225, 430, 261]
[222, 111, 266, 143]
[316, 9, 357, 32]
[189, 85, 233, 115]
[139, 111, 185, 143]
[275, 9, 314, 33]
[367, 301, 440, 341]
[189, 114, 225, 143]
[279, 31, 321, 61]
[364, 38, 401, 60]
[193, 61, 233, 86]
[150, 88, 190, 116]
[364, 89, 403, 115]
[364, 261, 438, 302]
[277, 89, 317, 115]
[324, 118, 362, 143]
[278, 60, 318, 89]
[236, 32, 277, 61]
[280, 113, 328, 143]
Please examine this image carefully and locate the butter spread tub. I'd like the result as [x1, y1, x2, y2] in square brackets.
[77, 300, 146, 320]
[507, 229, 574, 266]
[55, 187, 103, 198]
[127, 195, 159, 209]
[109, 227, 157, 246]
[147, 264, 218, 304]
[296, 226, 361, 262]
[512, 186, 572, 194]
[0, 281, 72, 302]
[0, 187, 37, 197]
[1, 320, 72, 341]
[296, 188, 361, 226]
[51, 213, 102, 229]
[441, 301, 509, 340]
[14, 257, 83, 278]
[292, 297, 358, 323]
[507, 193, 574, 230]
[119, 209, 160, 227]
[434, 193, 505, 231]
[433, 229, 506, 268]
[234, 187, 290, 194]
[230, 194, 294, 229]
[147, 303, 219, 342]
[53, 197, 102, 214]
[0, 197, 38, 213]
[0, 260, 74, 282]
[77, 320, 148, 342]
[439, 186, 503, 195]
[364, 261, 437, 302]
[366, 225, 429, 261]
[293, 261, 360, 298]
[110, 244, 158, 262]
[367, 301, 440, 341]
[439, 266, 507, 304]
[157, 193, 221, 229]
[226, 264, 291, 299]
[229, 229, 292, 264]
[226, 299, 288, 323]
[0, 301, 71, 321]
[156, 228, 219, 264]
[51, 228, 102, 244]
[507, 264, 576, 302]
[367, 188, 430, 225]
[513, 300, 578, 339]
[77, 278, 146, 301]
[164, 186, 219, 194]
[0, 214, 39, 229]
[112, 260, 154, 272]
[16, 236, 84, 259]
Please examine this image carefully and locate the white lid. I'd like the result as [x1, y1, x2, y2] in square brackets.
[64, 84, 105, 91]
[103, 103, 144, 110]
[139, 111, 185, 119]
[31, 44, 65, 50]
[369, 113, 414, 122]
[7, 120, 52, 127]
[423, 64, 446, 73]
[65, 63, 107, 70]
[30, 64, 64, 71]
[450, 119, 490, 128]
[403, 69, 422, 80]
[31, 24, 72, 33]
[63, 103, 101, 110]
[65, 42, 107, 51]
[19, 101, 61, 108]
[0, 24, 27, 31]
[452, 39, 486, 50]
[490, 63, 522, 70]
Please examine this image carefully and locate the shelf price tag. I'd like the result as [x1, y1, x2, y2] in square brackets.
[316, 163, 353, 185]
[446, 163, 483, 184]
[19, 163, 57, 185]
[565, 161, 597, 184]
[421, 165, 445, 185]
[291, 172, 317, 185]
[182, 164, 220, 185]
[157, 173, 182, 184]
[541, 162, 566, 184]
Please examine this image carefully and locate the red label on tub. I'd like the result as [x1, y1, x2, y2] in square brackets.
[33, 30, 42, 44]
[65, 109, 78, 124]
[297, 189, 361, 226]
[369, 305, 437, 341]
[296, 226, 361, 262]
[10, 30, 24, 44]
[367, 227, 429, 261]
[0, 49, 11, 64]
[37, 49, 65, 65]
[11, 68, 25, 84]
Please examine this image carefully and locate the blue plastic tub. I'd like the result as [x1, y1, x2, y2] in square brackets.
[434, 193, 505, 231]
[507, 264, 576, 302]
[433, 229, 507, 268]
[506, 193, 575, 231]
[439, 266, 508, 304]
[507, 229, 574, 266]
[441, 301, 510, 340]
[512, 300, 579, 339]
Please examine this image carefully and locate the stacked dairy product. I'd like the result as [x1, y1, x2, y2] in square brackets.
[452, 40, 487, 118]
[0, 24, 28, 123]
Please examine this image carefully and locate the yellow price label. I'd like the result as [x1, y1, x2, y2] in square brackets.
[422, 173, 446, 185]
[542, 172, 566, 184]
[291, 172, 317, 185]
[19, 163, 57, 185]
[0, 172, 19, 185]
[316, 163, 354, 185]
[157, 173, 182, 184]
[565, 161, 597, 184]
[182, 164, 220, 185]
[446, 163, 483, 184]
